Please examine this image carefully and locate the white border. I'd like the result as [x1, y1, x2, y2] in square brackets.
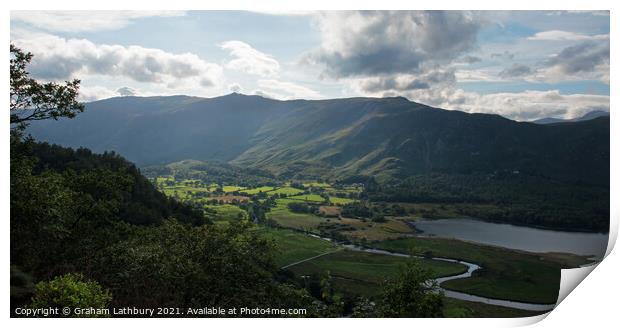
[2, 1, 616, 328]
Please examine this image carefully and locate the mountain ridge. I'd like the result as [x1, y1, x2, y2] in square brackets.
[531, 110, 609, 125]
[27, 93, 609, 186]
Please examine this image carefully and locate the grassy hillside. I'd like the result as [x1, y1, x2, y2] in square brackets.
[28, 94, 609, 187]
[28, 94, 610, 231]
[287, 250, 467, 297]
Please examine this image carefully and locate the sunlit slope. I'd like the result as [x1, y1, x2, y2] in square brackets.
[28, 93, 609, 185]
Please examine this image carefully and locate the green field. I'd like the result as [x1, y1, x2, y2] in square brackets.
[267, 199, 326, 231]
[288, 194, 325, 203]
[442, 298, 544, 318]
[222, 185, 245, 192]
[329, 196, 355, 205]
[243, 186, 277, 194]
[161, 185, 213, 200]
[303, 182, 331, 188]
[205, 204, 247, 223]
[152, 174, 560, 317]
[287, 249, 467, 297]
[155, 176, 174, 184]
[372, 237, 589, 304]
[157, 174, 567, 307]
[337, 217, 415, 241]
[156, 178, 220, 201]
[258, 228, 339, 267]
[267, 187, 304, 196]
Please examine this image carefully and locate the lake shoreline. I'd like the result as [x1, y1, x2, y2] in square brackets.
[409, 217, 609, 257]
[411, 215, 610, 234]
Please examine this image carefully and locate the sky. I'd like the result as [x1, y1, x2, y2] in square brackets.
[10, 10, 610, 121]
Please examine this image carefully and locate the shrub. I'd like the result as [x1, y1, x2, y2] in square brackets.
[29, 273, 111, 317]
[287, 202, 310, 213]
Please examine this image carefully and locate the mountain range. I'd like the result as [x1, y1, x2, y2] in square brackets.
[531, 110, 610, 125]
[27, 93, 609, 185]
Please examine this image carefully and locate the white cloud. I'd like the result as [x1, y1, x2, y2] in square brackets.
[455, 69, 505, 82]
[350, 69, 457, 94]
[220, 41, 280, 77]
[306, 11, 483, 79]
[453, 90, 609, 121]
[303, 11, 609, 120]
[10, 10, 609, 121]
[257, 79, 322, 99]
[11, 11, 185, 32]
[348, 74, 608, 121]
[547, 10, 610, 17]
[527, 30, 609, 41]
[116, 86, 138, 97]
[77, 85, 119, 102]
[537, 41, 609, 83]
[449, 89, 605, 121]
[228, 83, 242, 93]
[420, 88, 608, 121]
[12, 33, 223, 89]
[498, 63, 533, 79]
[249, 10, 315, 16]
[251, 89, 277, 99]
[482, 40, 610, 84]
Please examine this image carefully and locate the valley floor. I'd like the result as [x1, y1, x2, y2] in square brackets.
[153, 175, 590, 317]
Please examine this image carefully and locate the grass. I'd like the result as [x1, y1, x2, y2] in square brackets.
[161, 185, 213, 200]
[156, 178, 219, 201]
[267, 199, 326, 232]
[338, 218, 415, 241]
[222, 185, 245, 192]
[303, 182, 331, 188]
[287, 249, 467, 297]
[288, 194, 325, 203]
[267, 187, 304, 196]
[257, 228, 339, 267]
[442, 298, 545, 318]
[342, 186, 362, 192]
[154, 176, 554, 317]
[372, 237, 590, 304]
[155, 176, 174, 184]
[208, 195, 249, 203]
[329, 196, 355, 205]
[324, 185, 362, 194]
[243, 186, 276, 195]
[268, 201, 412, 240]
[259, 227, 549, 318]
[318, 206, 341, 217]
[205, 204, 247, 222]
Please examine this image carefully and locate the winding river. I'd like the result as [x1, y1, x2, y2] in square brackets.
[306, 234, 556, 312]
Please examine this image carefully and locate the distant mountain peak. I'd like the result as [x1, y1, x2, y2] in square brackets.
[532, 110, 609, 125]
[580, 110, 610, 121]
[224, 92, 253, 97]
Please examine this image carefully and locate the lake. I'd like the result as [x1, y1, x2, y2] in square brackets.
[412, 218, 609, 257]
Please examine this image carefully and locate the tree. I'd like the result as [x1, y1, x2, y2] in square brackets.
[371, 213, 386, 223]
[351, 298, 378, 318]
[379, 260, 443, 317]
[287, 201, 310, 213]
[93, 219, 309, 311]
[10, 44, 84, 132]
[318, 271, 344, 317]
[10, 140, 80, 275]
[29, 273, 112, 317]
